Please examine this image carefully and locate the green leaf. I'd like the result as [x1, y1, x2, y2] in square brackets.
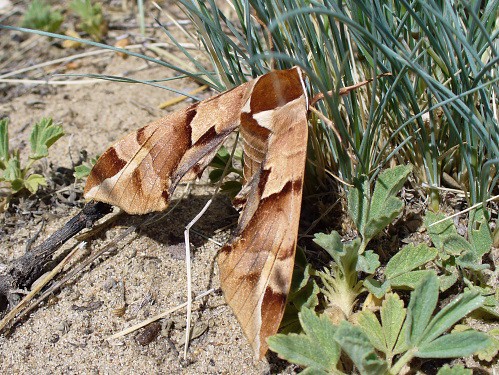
[385, 244, 438, 279]
[208, 168, 224, 182]
[437, 364, 472, 375]
[364, 278, 390, 299]
[363, 196, 403, 243]
[74, 164, 91, 179]
[442, 234, 472, 256]
[363, 165, 412, 242]
[348, 175, 370, 236]
[220, 180, 242, 199]
[3, 157, 21, 182]
[406, 272, 439, 346]
[268, 308, 340, 372]
[313, 231, 344, 265]
[370, 165, 412, 217]
[381, 293, 406, 353]
[24, 173, 47, 194]
[334, 321, 388, 375]
[281, 254, 320, 334]
[438, 272, 459, 292]
[455, 251, 489, 271]
[476, 328, 499, 362]
[0, 118, 8, 167]
[469, 208, 492, 258]
[416, 331, 490, 358]
[357, 310, 385, 352]
[420, 291, 484, 344]
[356, 250, 380, 274]
[389, 270, 436, 290]
[29, 118, 64, 160]
[425, 212, 455, 250]
[209, 145, 230, 169]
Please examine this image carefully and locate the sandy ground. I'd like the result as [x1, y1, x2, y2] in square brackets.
[0, 2, 295, 373]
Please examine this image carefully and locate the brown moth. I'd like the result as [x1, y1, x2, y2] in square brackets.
[84, 67, 308, 359]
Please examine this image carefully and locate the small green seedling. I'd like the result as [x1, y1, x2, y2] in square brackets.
[21, 0, 64, 33]
[74, 155, 98, 180]
[0, 118, 64, 203]
[70, 0, 107, 41]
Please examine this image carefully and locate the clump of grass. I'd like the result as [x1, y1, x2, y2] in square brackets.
[70, 0, 107, 41]
[21, 0, 63, 33]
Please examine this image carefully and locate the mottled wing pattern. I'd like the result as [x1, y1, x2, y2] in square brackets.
[84, 67, 308, 360]
[218, 68, 308, 358]
[84, 81, 254, 214]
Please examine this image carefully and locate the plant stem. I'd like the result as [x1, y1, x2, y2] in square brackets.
[390, 348, 416, 374]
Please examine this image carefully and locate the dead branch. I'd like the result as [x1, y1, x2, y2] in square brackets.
[0, 201, 112, 313]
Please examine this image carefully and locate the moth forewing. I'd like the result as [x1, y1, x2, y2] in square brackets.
[83, 67, 309, 360]
[217, 67, 308, 359]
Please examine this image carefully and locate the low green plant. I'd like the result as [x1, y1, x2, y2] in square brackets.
[310, 165, 412, 323]
[70, 0, 107, 41]
[21, 0, 63, 33]
[73, 155, 98, 180]
[269, 273, 490, 374]
[268, 164, 496, 372]
[0, 118, 64, 201]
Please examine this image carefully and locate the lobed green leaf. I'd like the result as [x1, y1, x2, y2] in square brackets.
[29, 118, 64, 160]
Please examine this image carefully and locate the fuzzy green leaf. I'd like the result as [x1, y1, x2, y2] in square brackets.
[416, 331, 490, 358]
[313, 231, 344, 265]
[356, 250, 380, 274]
[299, 368, 329, 375]
[370, 165, 412, 217]
[425, 212, 455, 250]
[21, 0, 63, 33]
[420, 291, 484, 344]
[363, 165, 412, 242]
[3, 157, 21, 183]
[476, 328, 499, 362]
[268, 308, 340, 372]
[74, 164, 91, 179]
[381, 293, 406, 353]
[0, 118, 8, 167]
[363, 197, 404, 243]
[348, 175, 370, 236]
[442, 234, 472, 256]
[334, 322, 388, 375]
[406, 272, 439, 346]
[364, 278, 390, 299]
[469, 209, 492, 258]
[385, 244, 438, 279]
[438, 272, 459, 292]
[29, 118, 64, 160]
[437, 364, 472, 375]
[357, 310, 385, 352]
[24, 173, 47, 194]
[389, 270, 435, 290]
[455, 251, 489, 271]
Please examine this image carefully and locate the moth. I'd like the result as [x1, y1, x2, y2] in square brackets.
[84, 67, 309, 359]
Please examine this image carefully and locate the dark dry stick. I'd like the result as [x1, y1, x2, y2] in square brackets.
[0, 201, 112, 311]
